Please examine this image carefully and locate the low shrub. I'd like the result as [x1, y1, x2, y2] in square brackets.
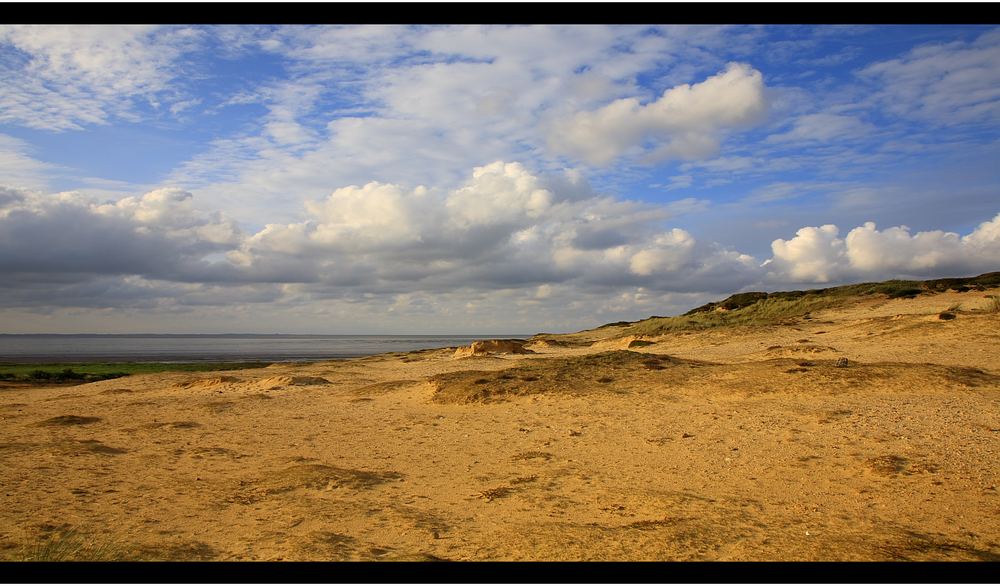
[886, 288, 922, 299]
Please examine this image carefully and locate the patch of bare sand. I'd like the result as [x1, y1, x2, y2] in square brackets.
[0, 288, 998, 561]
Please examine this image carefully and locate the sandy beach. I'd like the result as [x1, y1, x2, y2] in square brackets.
[1, 287, 998, 561]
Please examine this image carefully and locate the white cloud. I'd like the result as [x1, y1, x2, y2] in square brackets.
[0, 25, 202, 130]
[166, 25, 761, 228]
[204, 162, 764, 299]
[765, 113, 873, 144]
[766, 224, 846, 282]
[628, 229, 696, 275]
[548, 62, 768, 165]
[2, 164, 998, 333]
[766, 214, 1000, 283]
[861, 27, 1000, 125]
[0, 134, 56, 190]
[660, 175, 693, 191]
[0, 185, 241, 284]
[446, 162, 554, 228]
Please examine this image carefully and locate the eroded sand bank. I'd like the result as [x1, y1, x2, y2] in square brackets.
[1, 290, 998, 560]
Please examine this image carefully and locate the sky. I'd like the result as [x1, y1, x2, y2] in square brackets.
[1, 24, 999, 334]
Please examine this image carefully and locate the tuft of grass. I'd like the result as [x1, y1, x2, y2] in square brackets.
[18, 529, 132, 561]
[986, 295, 1000, 314]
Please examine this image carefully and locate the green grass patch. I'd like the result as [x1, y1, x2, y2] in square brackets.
[624, 294, 846, 336]
[0, 361, 271, 384]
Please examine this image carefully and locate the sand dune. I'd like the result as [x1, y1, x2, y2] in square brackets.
[1, 286, 998, 560]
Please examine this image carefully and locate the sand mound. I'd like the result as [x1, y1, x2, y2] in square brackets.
[352, 380, 420, 396]
[760, 344, 841, 358]
[524, 339, 568, 350]
[254, 376, 332, 391]
[453, 339, 535, 358]
[177, 376, 241, 390]
[525, 338, 590, 350]
[589, 336, 657, 350]
[432, 350, 688, 404]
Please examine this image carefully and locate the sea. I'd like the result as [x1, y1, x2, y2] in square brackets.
[0, 334, 528, 363]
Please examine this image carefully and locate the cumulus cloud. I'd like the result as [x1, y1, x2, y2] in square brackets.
[766, 214, 1000, 283]
[230, 162, 765, 304]
[445, 162, 556, 228]
[628, 229, 696, 275]
[2, 162, 997, 332]
[766, 224, 846, 282]
[3, 162, 758, 317]
[168, 26, 762, 225]
[0, 186, 241, 284]
[548, 62, 768, 165]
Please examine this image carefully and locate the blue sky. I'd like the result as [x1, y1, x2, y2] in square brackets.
[1, 24, 998, 334]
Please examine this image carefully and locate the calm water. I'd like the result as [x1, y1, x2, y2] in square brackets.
[0, 334, 527, 363]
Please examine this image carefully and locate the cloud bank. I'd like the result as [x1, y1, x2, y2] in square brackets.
[1, 161, 996, 331]
[766, 215, 1000, 283]
[2, 26, 999, 332]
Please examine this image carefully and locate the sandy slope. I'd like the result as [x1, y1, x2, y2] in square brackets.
[1, 290, 998, 561]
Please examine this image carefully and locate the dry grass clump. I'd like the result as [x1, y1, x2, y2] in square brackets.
[17, 529, 132, 561]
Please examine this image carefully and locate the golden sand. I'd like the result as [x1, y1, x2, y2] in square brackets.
[1, 289, 998, 560]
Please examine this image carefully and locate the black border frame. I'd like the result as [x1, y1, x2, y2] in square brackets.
[1, 4, 997, 582]
[1, 2, 998, 25]
[3, 560, 997, 582]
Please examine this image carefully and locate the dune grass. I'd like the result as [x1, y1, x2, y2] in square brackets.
[16, 529, 133, 561]
[619, 272, 1000, 337]
[624, 294, 845, 336]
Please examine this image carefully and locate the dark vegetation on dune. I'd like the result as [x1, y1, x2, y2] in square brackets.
[590, 271, 1000, 336]
[685, 272, 1000, 315]
[0, 362, 272, 385]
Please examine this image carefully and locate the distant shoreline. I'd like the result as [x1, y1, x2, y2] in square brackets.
[0, 333, 533, 364]
[0, 333, 531, 338]
[0, 355, 362, 364]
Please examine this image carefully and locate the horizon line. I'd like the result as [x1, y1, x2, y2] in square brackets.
[0, 332, 538, 337]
